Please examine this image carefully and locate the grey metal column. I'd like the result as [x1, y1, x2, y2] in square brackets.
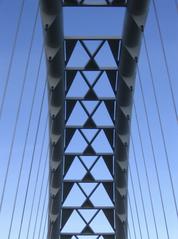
[114, 0, 150, 238]
[40, 1, 65, 239]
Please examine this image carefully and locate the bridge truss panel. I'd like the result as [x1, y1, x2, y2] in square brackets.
[40, 0, 150, 238]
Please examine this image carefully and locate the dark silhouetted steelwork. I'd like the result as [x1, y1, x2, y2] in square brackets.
[40, 0, 150, 238]
[40, 1, 65, 239]
[114, 1, 150, 237]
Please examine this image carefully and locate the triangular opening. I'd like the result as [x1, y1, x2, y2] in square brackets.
[63, 184, 86, 207]
[65, 40, 77, 63]
[66, 101, 88, 127]
[82, 40, 103, 55]
[79, 182, 97, 196]
[65, 130, 88, 154]
[81, 129, 98, 142]
[67, 72, 89, 98]
[80, 156, 98, 169]
[82, 101, 99, 114]
[83, 71, 102, 86]
[91, 130, 113, 154]
[61, 210, 86, 233]
[94, 41, 117, 68]
[90, 210, 114, 233]
[67, 41, 90, 68]
[90, 184, 113, 207]
[78, 209, 98, 223]
[91, 157, 113, 180]
[92, 102, 114, 127]
[94, 72, 115, 98]
[64, 157, 87, 180]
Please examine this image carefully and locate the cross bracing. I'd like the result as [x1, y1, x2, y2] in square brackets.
[0, 0, 178, 239]
[40, 0, 150, 238]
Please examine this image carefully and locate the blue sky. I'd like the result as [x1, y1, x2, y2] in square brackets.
[0, 0, 178, 239]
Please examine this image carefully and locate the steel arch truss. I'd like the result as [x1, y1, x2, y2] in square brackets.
[40, 0, 150, 239]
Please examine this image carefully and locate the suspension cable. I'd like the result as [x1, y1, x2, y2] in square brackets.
[30, 147, 48, 239]
[152, 0, 178, 120]
[6, 47, 43, 239]
[40, 209, 48, 239]
[129, 168, 144, 239]
[14, 80, 47, 239]
[0, 5, 40, 211]
[136, 68, 170, 239]
[0, 0, 25, 118]
[143, 35, 178, 218]
[128, 194, 137, 239]
[36, 177, 48, 239]
[26, 117, 48, 239]
[130, 136, 151, 239]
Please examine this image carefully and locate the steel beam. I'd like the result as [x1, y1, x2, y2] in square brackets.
[40, 1, 65, 239]
[114, 0, 150, 238]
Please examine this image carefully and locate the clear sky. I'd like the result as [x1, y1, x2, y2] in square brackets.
[0, 0, 178, 239]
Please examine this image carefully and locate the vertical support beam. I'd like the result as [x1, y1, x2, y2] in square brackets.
[40, 1, 65, 239]
[114, 0, 150, 238]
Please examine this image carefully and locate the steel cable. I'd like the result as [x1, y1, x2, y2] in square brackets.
[6, 47, 43, 239]
[41, 210, 48, 239]
[129, 168, 143, 239]
[130, 136, 151, 239]
[15, 80, 47, 239]
[133, 103, 159, 239]
[30, 147, 48, 239]
[36, 178, 48, 239]
[136, 68, 171, 239]
[0, 0, 25, 118]
[128, 194, 137, 239]
[152, 0, 178, 120]
[143, 35, 178, 219]
[25, 116, 48, 239]
[0, 5, 40, 211]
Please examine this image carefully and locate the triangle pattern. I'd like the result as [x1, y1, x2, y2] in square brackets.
[79, 183, 98, 196]
[82, 101, 99, 114]
[62, 210, 86, 233]
[67, 102, 88, 126]
[65, 130, 88, 154]
[64, 157, 86, 180]
[90, 184, 113, 207]
[78, 209, 98, 223]
[92, 102, 114, 127]
[94, 72, 115, 98]
[81, 129, 98, 142]
[82, 71, 102, 86]
[90, 210, 114, 233]
[94, 41, 117, 68]
[80, 156, 98, 169]
[67, 72, 89, 98]
[91, 157, 113, 180]
[67, 41, 90, 68]
[82, 40, 103, 55]
[63, 184, 86, 207]
[91, 130, 113, 154]
[65, 40, 77, 63]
